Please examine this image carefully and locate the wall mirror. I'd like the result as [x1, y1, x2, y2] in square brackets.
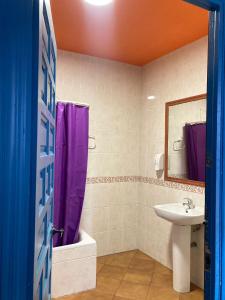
[165, 94, 206, 187]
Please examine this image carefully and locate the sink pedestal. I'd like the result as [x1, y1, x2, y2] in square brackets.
[172, 225, 191, 293]
[153, 203, 204, 293]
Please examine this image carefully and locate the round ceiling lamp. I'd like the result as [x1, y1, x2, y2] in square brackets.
[84, 0, 113, 6]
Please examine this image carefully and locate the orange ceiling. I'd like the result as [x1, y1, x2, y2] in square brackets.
[51, 0, 208, 66]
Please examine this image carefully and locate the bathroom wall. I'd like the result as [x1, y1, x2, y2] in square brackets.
[56, 36, 207, 288]
[138, 37, 207, 288]
[56, 51, 142, 256]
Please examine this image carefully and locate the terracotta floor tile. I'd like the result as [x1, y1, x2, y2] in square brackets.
[98, 264, 127, 280]
[116, 281, 149, 300]
[147, 286, 179, 300]
[81, 290, 114, 300]
[129, 257, 155, 272]
[154, 262, 172, 276]
[97, 256, 108, 264]
[97, 263, 104, 274]
[124, 268, 153, 285]
[151, 272, 173, 289]
[135, 251, 154, 261]
[105, 251, 135, 268]
[125, 250, 138, 255]
[179, 288, 204, 300]
[96, 276, 121, 295]
[113, 297, 132, 300]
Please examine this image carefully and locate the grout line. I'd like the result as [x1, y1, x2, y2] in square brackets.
[113, 278, 124, 298]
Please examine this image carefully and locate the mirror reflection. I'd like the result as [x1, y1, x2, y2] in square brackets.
[165, 95, 206, 186]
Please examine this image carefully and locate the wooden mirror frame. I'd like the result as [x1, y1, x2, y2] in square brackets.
[164, 94, 206, 187]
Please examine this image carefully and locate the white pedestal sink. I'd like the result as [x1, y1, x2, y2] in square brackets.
[153, 203, 204, 293]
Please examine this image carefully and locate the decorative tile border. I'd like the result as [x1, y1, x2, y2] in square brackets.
[140, 177, 205, 194]
[86, 176, 205, 194]
[86, 176, 140, 184]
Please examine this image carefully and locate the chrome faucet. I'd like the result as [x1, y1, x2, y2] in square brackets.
[183, 198, 195, 212]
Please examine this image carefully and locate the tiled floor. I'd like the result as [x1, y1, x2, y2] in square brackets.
[55, 250, 203, 300]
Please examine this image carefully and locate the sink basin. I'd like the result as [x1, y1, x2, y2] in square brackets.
[153, 203, 204, 226]
[153, 202, 205, 293]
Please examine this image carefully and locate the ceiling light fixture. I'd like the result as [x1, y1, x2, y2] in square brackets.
[85, 0, 113, 6]
[147, 96, 156, 100]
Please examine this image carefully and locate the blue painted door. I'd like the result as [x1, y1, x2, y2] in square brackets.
[33, 1, 56, 299]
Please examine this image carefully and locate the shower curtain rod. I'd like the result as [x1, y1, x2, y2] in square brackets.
[185, 121, 206, 125]
[56, 98, 90, 108]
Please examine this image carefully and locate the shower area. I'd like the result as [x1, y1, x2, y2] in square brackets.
[51, 50, 142, 298]
[52, 102, 96, 298]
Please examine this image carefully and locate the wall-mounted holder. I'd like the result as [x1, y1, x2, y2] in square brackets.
[88, 136, 96, 150]
[173, 139, 185, 151]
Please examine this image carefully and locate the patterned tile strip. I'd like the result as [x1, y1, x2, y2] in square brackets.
[86, 176, 205, 194]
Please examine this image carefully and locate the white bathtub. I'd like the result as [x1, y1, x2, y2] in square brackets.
[52, 230, 97, 298]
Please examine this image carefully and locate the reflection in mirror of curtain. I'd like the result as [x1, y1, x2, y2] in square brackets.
[165, 95, 206, 187]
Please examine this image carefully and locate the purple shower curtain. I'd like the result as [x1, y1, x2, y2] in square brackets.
[185, 123, 206, 182]
[53, 102, 89, 247]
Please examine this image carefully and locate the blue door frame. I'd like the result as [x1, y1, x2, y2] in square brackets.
[185, 0, 225, 299]
[0, 0, 225, 299]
